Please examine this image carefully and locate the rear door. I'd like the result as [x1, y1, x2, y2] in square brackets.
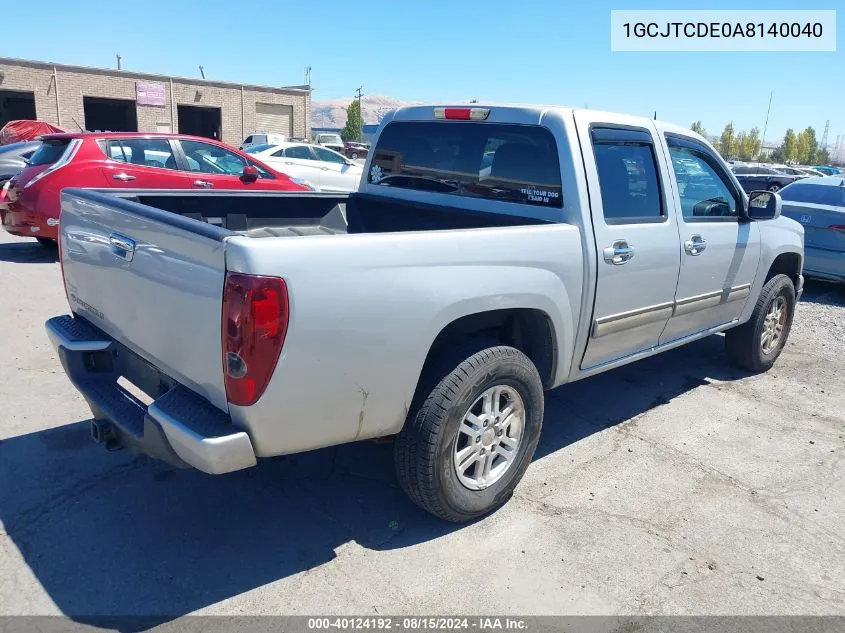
[658, 132, 761, 343]
[574, 112, 682, 369]
[100, 138, 190, 188]
[781, 182, 845, 278]
[59, 189, 230, 410]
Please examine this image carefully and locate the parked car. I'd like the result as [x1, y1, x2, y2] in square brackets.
[0, 140, 40, 185]
[245, 142, 363, 192]
[343, 142, 369, 160]
[0, 133, 309, 245]
[812, 166, 841, 176]
[772, 165, 810, 178]
[779, 177, 845, 283]
[240, 133, 286, 151]
[46, 104, 803, 522]
[731, 164, 801, 193]
[797, 167, 828, 177]
[314, 132, 344, 153]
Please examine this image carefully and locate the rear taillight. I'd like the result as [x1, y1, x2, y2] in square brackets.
[222, 272, 289, 406]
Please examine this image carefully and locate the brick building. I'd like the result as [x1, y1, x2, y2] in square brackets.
[0, 57, 311, 147]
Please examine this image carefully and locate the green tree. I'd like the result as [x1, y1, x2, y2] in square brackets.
[782, 129, 798, 163]
[690, 121, 707, 138]
[736, 131, 750, 160]
[816, 147, 831, 165]
[719, 123, 735, 158]
[341, 98, 363, 142]
[746, 127, 762, 159]
[796, 130, 810, 164]
[799, 127, 818, 164]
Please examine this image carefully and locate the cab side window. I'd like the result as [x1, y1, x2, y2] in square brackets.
[591, 127, 664, 224]
[666, 136, 741, 221]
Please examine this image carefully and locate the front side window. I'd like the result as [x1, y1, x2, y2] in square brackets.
[179, 140, 247, 175]
[313, 146, 346, 164]
[243, 135, 253, 144]
[666, 138, 739, 221]
[591, 128, 663, 223]
[368, 121, 562, 208]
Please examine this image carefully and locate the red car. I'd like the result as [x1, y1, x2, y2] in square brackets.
[0, 132, 309, 244]
[343, 142, 370, 160]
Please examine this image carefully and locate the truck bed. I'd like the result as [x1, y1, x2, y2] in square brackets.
[104, 190, 549, 238]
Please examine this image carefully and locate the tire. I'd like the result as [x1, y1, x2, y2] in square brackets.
[35, 237, 57, 248]
[351, 152, 359, 160]
[767, 183, 781, 193]
[395, 345, 544, 522]
[725, 274, 795, 372]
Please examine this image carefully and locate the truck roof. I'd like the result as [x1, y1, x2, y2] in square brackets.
[388, 103, 707, 144]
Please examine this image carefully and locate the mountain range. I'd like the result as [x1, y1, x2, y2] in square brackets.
[311, 95, 418, 129]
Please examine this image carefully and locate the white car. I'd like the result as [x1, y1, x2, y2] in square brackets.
[245, 142, 363, 192]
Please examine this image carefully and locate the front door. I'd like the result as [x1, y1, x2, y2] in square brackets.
[574, 112, 682, 369]
[657, 131, 761, 343]
[311, 145, 354, 191]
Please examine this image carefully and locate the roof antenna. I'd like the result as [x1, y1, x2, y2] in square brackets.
[71, 116, 83, 132]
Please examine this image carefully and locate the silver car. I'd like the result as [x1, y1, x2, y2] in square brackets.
[780, 176, 845, 283]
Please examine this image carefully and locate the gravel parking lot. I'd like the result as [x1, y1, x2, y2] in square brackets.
[0, 229, 843, 622]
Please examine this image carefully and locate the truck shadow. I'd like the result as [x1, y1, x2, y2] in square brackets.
[799, 279, 845, 307]
[0, 335, 748, 629]
[0, 240, 58, 264]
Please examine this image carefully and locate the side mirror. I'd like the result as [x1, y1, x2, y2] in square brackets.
[748, 190, 782, 220]
[241, 164, 259, 183]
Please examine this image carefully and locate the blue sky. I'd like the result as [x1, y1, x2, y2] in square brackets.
[3, 0, 842, 144]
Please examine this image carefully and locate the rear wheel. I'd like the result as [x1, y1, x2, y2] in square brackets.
[35, 237, 57, 248]
[395, 345, 544, 522]
[767, 183, 781, 193]
[725, 274, 795, 372]
[350, 152, 359, 160]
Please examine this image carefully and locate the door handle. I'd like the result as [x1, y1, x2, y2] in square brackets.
[112, 172, 136, 182]
[109, 232, 136, 262]
[684, 235, 707, 256]
[192, 180, 214, 188]
[321, 167, 329, 171]
[284, 161, 294, 165]
[603, 239, 635, 265]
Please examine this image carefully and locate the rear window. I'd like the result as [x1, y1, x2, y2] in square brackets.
[368, 121, 562, 208]
[27, 140, 70, 166]
[780, 182, 845, 207]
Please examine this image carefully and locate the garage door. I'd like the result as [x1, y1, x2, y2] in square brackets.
[254, 103, 292, 137]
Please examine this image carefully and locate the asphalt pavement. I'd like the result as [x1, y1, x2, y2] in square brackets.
[0, 230, 843, 624]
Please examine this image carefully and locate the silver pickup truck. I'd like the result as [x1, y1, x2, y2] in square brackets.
[47, 104, 804, 522]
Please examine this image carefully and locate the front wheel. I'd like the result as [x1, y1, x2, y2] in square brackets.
[725, 274, 795, 372]
[350, 152, 359, 160]
[767, 183, 781, 193]
[395, 345, 544, 522]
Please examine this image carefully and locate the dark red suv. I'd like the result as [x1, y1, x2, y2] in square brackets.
[0, 132, 309, 244]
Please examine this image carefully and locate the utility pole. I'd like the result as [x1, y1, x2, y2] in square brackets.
[198, 65, 206, 79]
[354, 86, 364, 141]
[116, 54, 122, 70]
[820, 120, 830, 157]
[304, 66, 312, 86]
[760, 92, 773, 159]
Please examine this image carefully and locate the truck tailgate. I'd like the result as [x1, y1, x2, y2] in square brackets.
[59, 189, 231, 412]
